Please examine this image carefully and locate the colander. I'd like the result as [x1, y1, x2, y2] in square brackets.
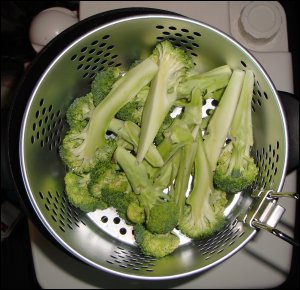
[8, 8, 298, 280]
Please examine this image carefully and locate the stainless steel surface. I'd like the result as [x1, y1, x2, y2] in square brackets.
[19, 14, 290, 279]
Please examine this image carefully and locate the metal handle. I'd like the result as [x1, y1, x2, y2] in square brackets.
[268, 191, 299, 200]
[252, 220, 299, 247]
[246, 190, 299, 247]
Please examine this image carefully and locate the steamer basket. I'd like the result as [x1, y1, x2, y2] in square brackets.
[8, 10, 295, 280]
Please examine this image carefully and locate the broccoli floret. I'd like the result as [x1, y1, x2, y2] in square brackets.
[88, 160, 130, 199]
[178, 136, 228, 239]
[91, 67, 121, 106]
[66, 92, 95, 130]
[102, 190, 138, 222]
[114, 146, 178, 234]
[115, 85, 149, 126]
[60, 131, 117, 174]
[137, 40, 194, 163]
[213, 70, 258, 193]
[127, 202, 145, 224]
[64, 171, 106, 212]
[133, 224, 180, 258]
[60, 58, 158, 173]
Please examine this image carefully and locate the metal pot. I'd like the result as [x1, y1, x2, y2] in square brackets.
[8, 8, 298, 280]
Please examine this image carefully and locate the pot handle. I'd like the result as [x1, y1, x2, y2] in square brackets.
[278, 91, 299, 173]
[245, 189, 299, 247]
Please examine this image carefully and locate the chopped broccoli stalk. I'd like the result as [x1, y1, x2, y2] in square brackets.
[177, 65, 232, 98]
[134, 224, 180, 258]
[214, 70, 258, 193]
[108, 118, 163, 167]
[203, 70, 245, 172]
[60, 57, 158, 173]
[114, 146, 178, 234]
[153, 150, 181, 191]
[137, 40, 194, 163]
[64, 172, 106, 212]
[91, 67, 121, 106]
[178, 136, 227, 239]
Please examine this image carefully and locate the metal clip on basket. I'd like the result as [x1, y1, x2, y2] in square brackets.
[8, 9, 298, 279]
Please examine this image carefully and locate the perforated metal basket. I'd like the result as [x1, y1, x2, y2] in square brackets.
[8, 10, 297, 280]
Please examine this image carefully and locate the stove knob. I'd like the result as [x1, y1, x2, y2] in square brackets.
[240, 1, 282, 41]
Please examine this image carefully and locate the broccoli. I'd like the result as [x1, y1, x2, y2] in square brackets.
[64, 171, 106, 212]
[88, 161, 130, 199]
[154, 110, 176, 146]
[178, 136, 228, 239]
[102, 190, 139, 222]
[203, 70, 245, 171]
[60, 56, 158, 173]
[108, 118, 163, 168]
[60, 132, 117, 174]
[115, 85, 149, 126]
[91, 67, 121, 106]
[213, 70, 258, 193]
[133, 224, 180, 258]
[114, 146, 178, 234]
[127, 202, 145, 224]
[137, 40, 194, 163]
[66, 92, 95, 130]
[177, 65, 232, 99]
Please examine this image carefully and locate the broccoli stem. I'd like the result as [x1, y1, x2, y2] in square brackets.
[203, 70, 245, 171]
[230, 70, 255, 151]
[81, 58, 158, 162]
[108, 118, 163, 167]
[226, 70, 255, 177]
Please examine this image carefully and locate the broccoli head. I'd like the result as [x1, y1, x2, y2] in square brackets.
[134, 224, 180, 258]
[115, 85, 149, 126]
[91, 67, 121, 106]
[114, 146, 179, 234]
[213, 143, 259, 193]
[66, 92, 95, 130]
[64, 171, 107, 212]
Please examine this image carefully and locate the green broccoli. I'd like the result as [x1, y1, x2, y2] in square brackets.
[178, 136, 228, 239]
[115, 85, 149, 126]
[60, 56, 158, 173]
[88, 161, 130, 200]
[108, 118, 163, 168]
[60, 132, 117, 174]
[213, 70, 258, 193]
[91, 67, 121, 106]
[137, 40, 194, 163]
[102, 190, 139, 222]
[64, 171, 106, 212]
[114, 146, 178, 234]
[177, 65, 232, 99]
[203, 69, 245, 171]
[66, 92, 95, 130]
[133, 224, 180, 258]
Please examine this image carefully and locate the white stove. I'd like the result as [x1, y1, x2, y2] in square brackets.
[29, 2, 297, 288]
